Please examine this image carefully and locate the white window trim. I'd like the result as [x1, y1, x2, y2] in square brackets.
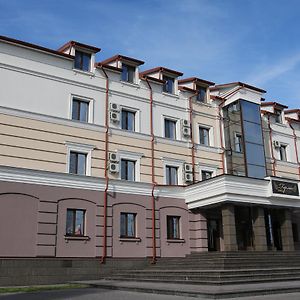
[120, 61, 139, 85]
[118, 150, 143, 182]
[198, 124, 214, 147]
[65, 142, 95, 176]
[69, 94, 94, 123]
[234, 132, 243, 153]
[162, 115, 181, 140]
[277, 143, 289, 162]
[120, 106, 140, 133]
[199, 164, 217, 181]
[71, 47, 96, 74]
[162, 158, 185, 185]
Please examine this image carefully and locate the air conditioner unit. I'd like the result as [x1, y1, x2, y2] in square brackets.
[184, 163, 193, 173]
[109, 162, 119, 173]
[182, 127, 191, 137]
[182, 119, 190, 127]
[273, 140, 281, 148]
[109, 152, 119, 162]
[184, 173, 193, 183]
[110, 103, 120, 112]
[110, 111, 120, 122]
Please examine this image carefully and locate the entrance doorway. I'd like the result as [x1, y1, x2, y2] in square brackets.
[207, 219, 220, 251]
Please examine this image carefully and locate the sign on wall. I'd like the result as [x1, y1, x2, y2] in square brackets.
[272, 180, 299, 196]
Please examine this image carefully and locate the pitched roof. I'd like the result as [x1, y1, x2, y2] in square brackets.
[57, 41, 100, 53]
[210, 81, 266, 93]
[99, 54, 144, 66]
[178, 77, 215, 86]
[140, 67, 183, 77]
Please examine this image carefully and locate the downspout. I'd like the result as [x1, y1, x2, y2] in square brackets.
[100, 65, 109, 264]
[288, 119, 300, 179]
[145, 77, 157, 264]
[188, 91, 198, 183]
[267, 114, 276, 177]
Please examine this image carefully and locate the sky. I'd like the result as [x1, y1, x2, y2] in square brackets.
[1, 0, 300, 108]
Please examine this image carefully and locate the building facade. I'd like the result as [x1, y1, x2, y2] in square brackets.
[0, 35, 300, 264]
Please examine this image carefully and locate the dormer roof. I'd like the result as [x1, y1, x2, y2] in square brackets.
[261, 102, 288, 109]
[178, 77, 215, 86]
[57, 41, 101, 53]
[210, 82, 266, 94]
[140, 67, 183, 77]
[99, 54, 144, 66]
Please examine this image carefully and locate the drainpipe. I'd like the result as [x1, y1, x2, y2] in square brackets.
[288, 119, 300, 179]
[267, 114, 276, 177]
[188, 91, 198, 183]
[145, 77, 157, 264]
[100, 65, 109, 264]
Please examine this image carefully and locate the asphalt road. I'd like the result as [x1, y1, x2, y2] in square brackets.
[1, 288, 300, 300]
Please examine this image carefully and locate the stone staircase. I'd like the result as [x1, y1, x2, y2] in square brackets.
[103, 251, 300, 285]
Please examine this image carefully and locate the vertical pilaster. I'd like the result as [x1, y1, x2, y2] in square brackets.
[221, 204, 237, 251]
[253, 207, 267, 251]
[281, 209, 294, 251]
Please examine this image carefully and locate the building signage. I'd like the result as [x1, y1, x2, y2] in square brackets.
[272, 180, 299, 196]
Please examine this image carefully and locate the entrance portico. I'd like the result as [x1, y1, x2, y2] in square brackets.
[185, 174, 300, 252]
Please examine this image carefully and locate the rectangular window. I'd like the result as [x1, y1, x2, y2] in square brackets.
[120, 212, 136, 238]
[165, 119, 177, 139]
[74, 50, 91, 72]
[121, 64, 135, 83]
[163, 76, 174, 94]
[199, 127, 210, 146]
[69, 151, 87, 175]
[234, 133, 243, 153]
[275, 110, 282, 123]
[197, 87, 206, 103]
[167, 216, 180, 239]
[121, 159, 136, 181]
[201, 170, 213, 181]
[279, 145, 287, 161]
[66, 209, 85, 236]
[72, 99, 89, 122]
[121, 110, 135, 131]
[166, 166, 178, 185]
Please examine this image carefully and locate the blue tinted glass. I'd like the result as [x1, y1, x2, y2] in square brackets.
[120, 213, 126, 236]
[127, 161, 135, 181]
[247, 165, 266, 179]
[241, 101, 261, 124]
[169, 167, 178, 185]
[121, 160, 127, 180]
[243, 121, 263, 144]
[121, 65, 128, 81]
[128, 112, 135, 131]
[75, 210, 84, 235]
[74, 52, 82, 69]
[66, 210, 74, 235]
[245, 143, 266, 166]
[69, 152, 77, 174]
[197, 87, 206, 102]
[127, 214, 135, 237]
[165, 119, 176, 139]
[77, 153, 86, 175]
[122, 111, 135, 131]
[79, 101, 88, 122]
[72, 100, 80, 120]
[82, 53, 90, 71]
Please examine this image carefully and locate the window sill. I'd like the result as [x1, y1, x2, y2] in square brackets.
[119, 237, 141, 243]
[162, 92, 179, 99]
[73, 69, 95, 77]
[64, 235, 90, 243]
[121, 81, 140, 88]
[166, 239, 185, 244]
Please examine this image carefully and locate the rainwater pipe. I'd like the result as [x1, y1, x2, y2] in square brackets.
[99, 65, 109, 264]
[287, 119, 300, 179]
[145, 77, 157, 264]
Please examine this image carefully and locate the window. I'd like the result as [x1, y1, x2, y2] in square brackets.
[292, 223, 299, 243]
[66, 209, 85, 236]
[163, 76, 174, 94]
[69, 151, 87, 175]
[274, 109, 282, 123]
[121, 64, 135, 83]
[197, 87, 207, 103]
[166, 166, 178, 185]
[121, 109, 135, 131]
[167, 216, 180, 239]
[120, 213, 136, 238]
[121, 159, 136, 181]
[199, 127, 210, 146]
[165, 119, 177, 139]
[72, 99, 89, 122]
[201, 170, 213, 181]
[234, 133, 243, 153]
[279, 144, 287, 161]
[74, 50, 91, 72]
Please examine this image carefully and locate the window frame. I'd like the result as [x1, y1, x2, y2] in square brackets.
[162, 158, 184, 185]
[121, 108, 136, 132]
[279, 144, 288, 161]
[162, 75, 175, 94]
[66, 142, 94, 176]
[234, 132, 243, 153]
[69, 95, 94, 123]
[74, 50, 92, 72]
[199, 165, 217, 181]
[167, 215, 181, 239]
[65, 208, 86, 237]
[199, 126, 211, 146]
[196, 86, 207, 103]
[274, 109, 283, 124]
[121, 63, 136, 83]
[120, 212, 137, 238]
[120, 159, 136, 181]
[163, 116, 180, 140]
[165, 165, 179, 185]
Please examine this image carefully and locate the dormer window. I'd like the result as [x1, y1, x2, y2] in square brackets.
[74, 50, 91, 72]
[274, 109, 282, 123]
[121, 64, 136, 83]
[163, 76, 174, 94]
[197, 87, 207, 103]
